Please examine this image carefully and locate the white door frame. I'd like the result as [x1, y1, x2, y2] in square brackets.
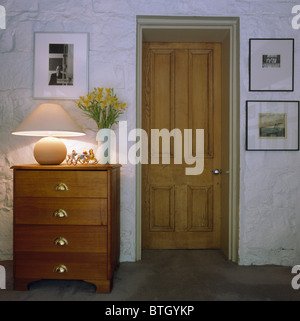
[136, 16, 240, 262]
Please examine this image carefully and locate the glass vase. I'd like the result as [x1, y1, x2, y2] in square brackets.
[95, 128, 111, 164]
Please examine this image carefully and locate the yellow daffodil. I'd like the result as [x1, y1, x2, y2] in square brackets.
[75, 87, 127, 129]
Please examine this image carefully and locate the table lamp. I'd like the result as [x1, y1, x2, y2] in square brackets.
[12, 103, 85, 165]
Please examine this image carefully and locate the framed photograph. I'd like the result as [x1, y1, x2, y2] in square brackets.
[33, 32, 89, 99]
[249, 38, 294, 91]
[246, 101, 299, 151]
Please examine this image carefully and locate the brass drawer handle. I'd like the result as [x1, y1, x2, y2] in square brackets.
[53, 237, 68, 246]
[54, 264, 68, 274]
[53, 209, 68, 218]
[55, 183, 69, 191]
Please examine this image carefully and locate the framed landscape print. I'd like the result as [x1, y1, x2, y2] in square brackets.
[249, 38, 294, 91]
[33, 32, 89, 99]
[246, 101, 299, 151]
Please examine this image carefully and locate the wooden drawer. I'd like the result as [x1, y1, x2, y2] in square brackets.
[14, 170, 108, 198]
[14, 197, 107, 226]
[14, 226, 108, 253]
[15, 252, 107, 280]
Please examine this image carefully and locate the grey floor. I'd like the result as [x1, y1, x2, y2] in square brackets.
[0, 250, 299, 301]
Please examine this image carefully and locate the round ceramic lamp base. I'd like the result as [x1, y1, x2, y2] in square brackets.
[33, 137, 67, 165]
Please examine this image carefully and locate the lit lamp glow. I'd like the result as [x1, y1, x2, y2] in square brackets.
[12, 103, 85, 165]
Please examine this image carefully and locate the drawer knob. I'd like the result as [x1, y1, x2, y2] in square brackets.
[54, 264, 68, 274]
[53, 209, 68, 218]
[55, 183, 69, 191]
[53, 237, 68, 246]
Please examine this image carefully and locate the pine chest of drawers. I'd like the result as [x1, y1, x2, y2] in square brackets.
[11, 164, 120, 293]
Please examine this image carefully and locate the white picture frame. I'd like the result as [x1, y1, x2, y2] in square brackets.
[246, 100, 299, 151]
[33, 32, 89, 99]
[249, 38, 294, 91]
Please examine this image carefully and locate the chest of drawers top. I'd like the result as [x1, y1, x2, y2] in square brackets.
[11, 164, 121, 172]
[11, 164, 121, 169]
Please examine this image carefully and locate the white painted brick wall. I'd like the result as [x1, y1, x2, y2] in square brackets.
[0, 0, 300, 265]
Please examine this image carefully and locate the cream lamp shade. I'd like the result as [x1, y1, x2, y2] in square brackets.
[12, 103, 85, 165]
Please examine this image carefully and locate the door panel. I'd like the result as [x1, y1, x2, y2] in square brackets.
[150, 49, 174, 132]
[149, 185, 175, 232]
[187, 185, 213, 232]
[142, 42, 222, 249]
[189, 49, 214, 158]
